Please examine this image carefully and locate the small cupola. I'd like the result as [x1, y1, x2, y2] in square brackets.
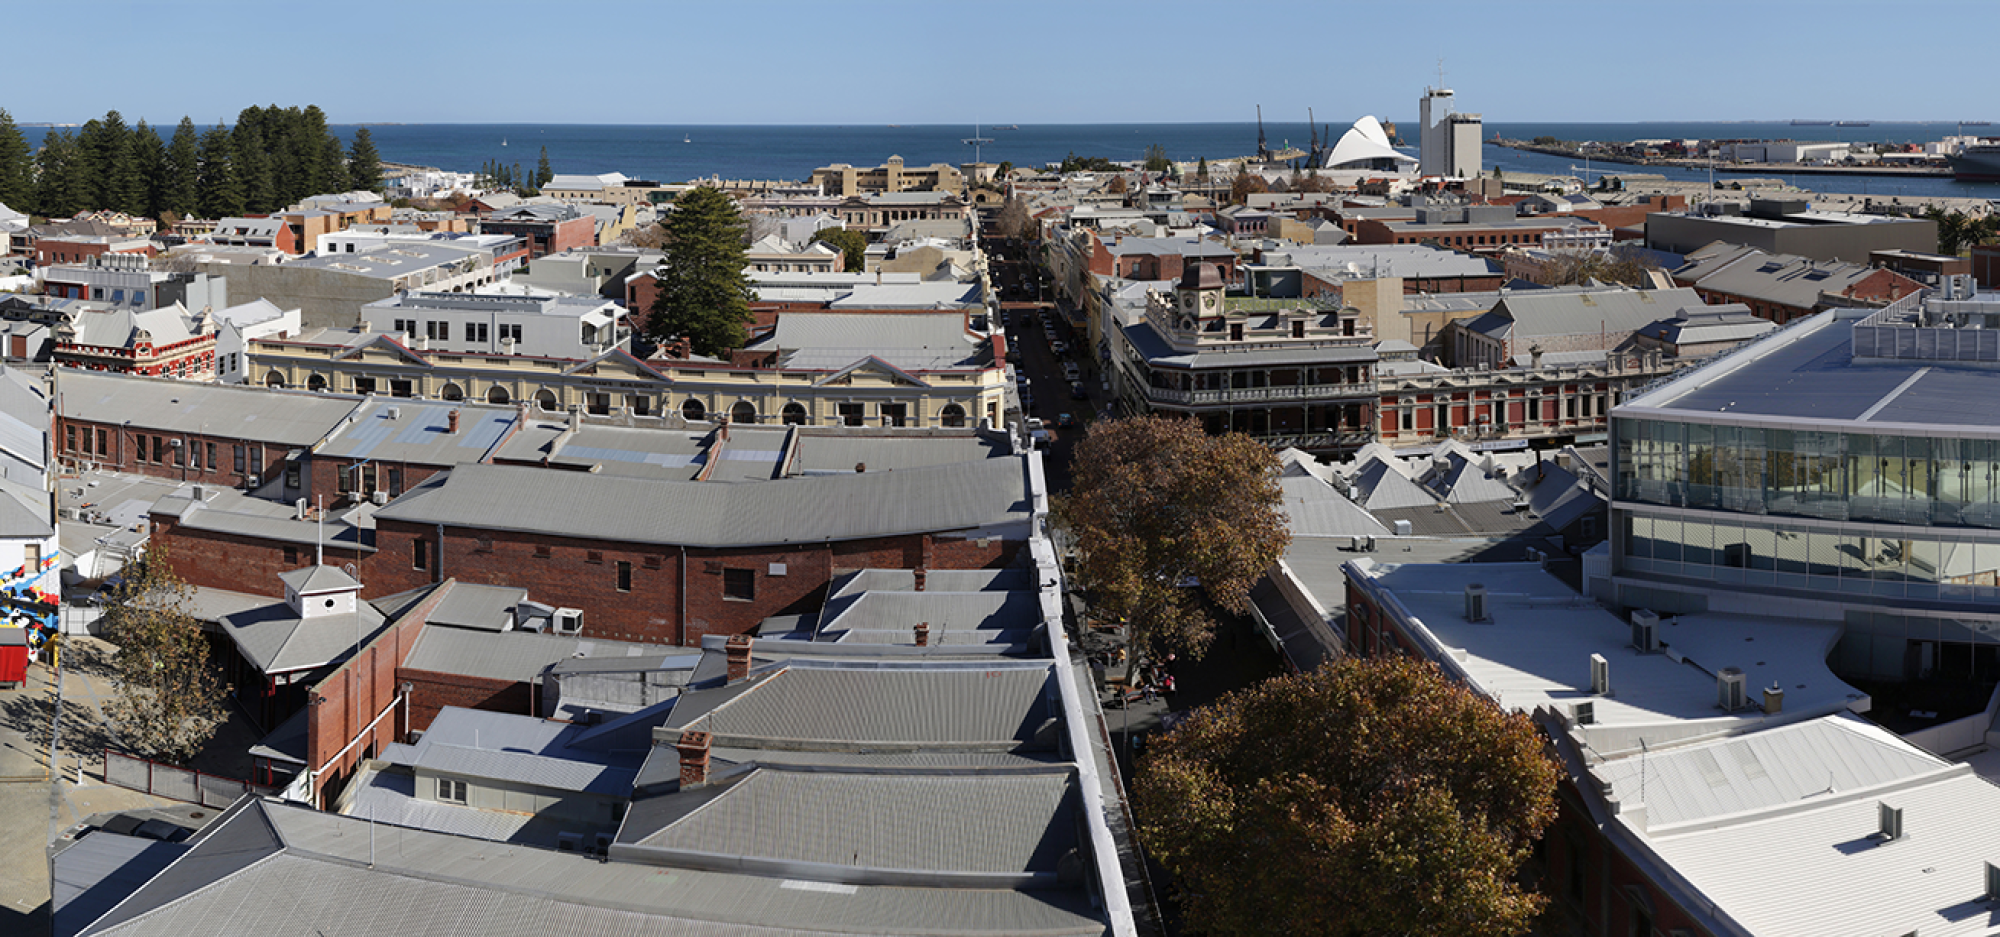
[280, 565, 364, 619]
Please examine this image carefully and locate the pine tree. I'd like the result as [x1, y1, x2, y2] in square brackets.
[536, 145, 553, 188]
[346, 127, 383, 192]
[97, 110, 140, 215]
[161, 118, 200, 218]
[320, 134, 351, 194]
[0, 109, 31, 211]
[196, 122, 243, 218]
[646, 186, 755, 357]
[34, 130, 85, 219]
[233, 122, 274, 213]
[128, 121, 166, 218]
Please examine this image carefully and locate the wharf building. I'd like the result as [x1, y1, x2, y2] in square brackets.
[1605, 279, 2000, 686]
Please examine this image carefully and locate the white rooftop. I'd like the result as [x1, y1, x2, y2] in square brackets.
[1349, 560, 1868, 757]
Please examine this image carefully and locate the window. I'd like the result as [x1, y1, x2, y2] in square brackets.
[535, 544, 552, 559]
[413, 538, 430, 571]
[474, 535, 493, 553]
[880, 403, 907, 427]
[390, 379, 413, 398]
[354, 377, 377, 395]
[426, 321, 449, 341]
[585, 550, 603, 565]
[1291, 320, 1305, 339]
[283, 546, 299, 566]
[96, 428, 106, 455]
[152, 436, 164, 463]
[205, 442, 216, 471]
[393, 319, 415, 336]
[284, 463, 301, 489]
[722, 568, 755, 601]
[464, 322, 488, 343]
[387, 467, 404, 497]
[437, 778, 466, 804]
[616, 561, 632, 592]
[1229, 323, 1243, 341]
[64, 425, 74, 453]
[499, 323, 523, 344]
[24, 544, 39, 572]
[837, 403, 864, 427]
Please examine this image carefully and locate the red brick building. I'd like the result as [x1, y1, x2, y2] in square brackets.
[52, 304, 217, 379]
[481, 204, 597, 260]
[32, 234, 156, 267]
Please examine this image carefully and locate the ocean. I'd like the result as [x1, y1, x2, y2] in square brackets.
[28, 120, 2000, 200]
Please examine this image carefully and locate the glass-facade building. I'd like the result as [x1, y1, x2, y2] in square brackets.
[1607, 294, 2000, 682]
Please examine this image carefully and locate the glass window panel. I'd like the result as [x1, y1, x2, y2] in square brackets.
[1911, 538, 1944, 584]
[1653, 517, 1683, 563]
[1773, 526, 1809, 575]
[1684, 518, 1717, 567]
[1626, 514, 1652, 560]
[1744, 524, 1779, 572]
[1686, 424, 1715, 508]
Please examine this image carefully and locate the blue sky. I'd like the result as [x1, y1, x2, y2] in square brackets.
[12, 0, 1994, 125]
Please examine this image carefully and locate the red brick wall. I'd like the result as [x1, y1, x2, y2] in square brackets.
[152, 514, 369, 598]
[398, 667, 531, 732]
[307, 457, 449, 510]
[304, 579, 444, 808]
[370, 519, 1020, 646]
[56, 418, 294, 486]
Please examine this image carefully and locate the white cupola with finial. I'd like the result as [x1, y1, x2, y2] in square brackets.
[281, 565, 364, 619]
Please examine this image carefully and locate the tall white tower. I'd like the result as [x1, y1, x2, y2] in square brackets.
[1420, 86, 1483, 178]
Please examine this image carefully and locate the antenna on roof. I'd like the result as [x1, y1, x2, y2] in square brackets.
[316, 495, 324, 566]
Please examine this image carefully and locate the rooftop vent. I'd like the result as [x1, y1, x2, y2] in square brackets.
[1631, 609, 1659, 653]
[1879, 802, 1904, 842]
[1463, 584, 1487, 622]
[1590, 653, 1610, 696]
[1718, 667, 1747, 712]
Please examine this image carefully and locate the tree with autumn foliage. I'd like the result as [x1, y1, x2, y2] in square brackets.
[1057, 416, 1288, 665]
[1136, 655, 1560, 937]
[102, 545, 229, 764]
[1229, 168, 1269, 204]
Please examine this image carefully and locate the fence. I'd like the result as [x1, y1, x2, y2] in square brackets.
[103, 749, 276, 808]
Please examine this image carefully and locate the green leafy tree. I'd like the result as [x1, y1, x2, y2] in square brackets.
[1925, 205, 2000, 256]
[536, 145, 554, 188]
[102, 545, 230, 764]
[320, 134, 352, 194]
[346, 127, 384, 193]
[1057, 415, 1289, 667]
[809, 226, 867, 272]
[94, 110, 141, 215]
[646, 186, 754, 357]
[0, 108, 32, 210]
[160, 118, 200, 218]
[1143, 143, 1170, 173]
[1195, 156, 1209, 181]
[196, 122, 243, 218]
[1136, 656, 1561, 937]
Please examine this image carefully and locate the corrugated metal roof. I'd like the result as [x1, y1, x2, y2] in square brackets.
[637, 767, 1079, 874]
[791, 434, 1008, 475]
[315, 397, 518, 465]
[671, 665, 1055, 745]
[404, 627, 587, 683]
[57, 370, 364, 445]
[1490, 287, 1703, 342]
[219, 602, 388, 675]
[1278, 473, 1389, 537]
[1594, 714, 1946, 830]
[81, 798, 1111, 937]
[818, 591, 1044, 638]
[424, 582, 528, 631]
[374, 458, 1030, 549]
[53, 833, 186, 937]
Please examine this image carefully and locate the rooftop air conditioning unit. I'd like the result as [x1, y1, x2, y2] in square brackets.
[1590, 653, 1610, 696]
[1360, 535, 1376, 552]
[1464, 583, 1487, 622]
[553, 608, 584, 635]
[370, 490, 388, 505]
[556, 832, 582, 853]
[1631, 609, 1659, 653]
[1393, 519, 1413, 536]
[384, 406, 401, 420]
[1717, 667, 1747, 711]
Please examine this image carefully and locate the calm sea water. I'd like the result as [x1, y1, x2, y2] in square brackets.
[28, 120, 2000, 200]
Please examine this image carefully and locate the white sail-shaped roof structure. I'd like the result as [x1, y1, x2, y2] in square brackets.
[1322, 116, 1418, 170]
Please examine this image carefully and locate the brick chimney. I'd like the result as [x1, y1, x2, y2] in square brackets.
[914, 621, 930, 647]
[913, 567, 928, 592]
[725, 634, 753, 683]
[446, 409, 460, 434]
[675, 730, 712, 788]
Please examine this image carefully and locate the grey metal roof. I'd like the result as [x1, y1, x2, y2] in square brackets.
[817, 590, 1045, 644]
[56, 370, 364, 445]
[669, 664, 1056, 746]
[424, 582, 528, 630]
[1683, 247, 1880, 310]
[313, 397, 519, 466]
[406, 706, 642, 795]
[278, 565, 360, 595]
[1122, 322, 1376, 370]
[828, 282, 984, 310]
[631, 766, 1080, 875]
[344, 769, 536, 842]
[68, 305, 198, 349]
[494, 419, 709, 479]
[404, 627, 586, 683]
[759, 311, 977, 354]
[1488, 287, 1703, 342]
[790, 433, 1009, 475]
[53, 833, 186, 937]
[79, 797, 1111, 937]
[218, 600, 388, 675]
[1635, 312, 2000, 427]
[374, 458, 1030, 549]
[830, 567, 1034, 598]
[1348, 456, 1438, 510]
[291, 241, 486, 278]
[1278, 472, 1389, 537]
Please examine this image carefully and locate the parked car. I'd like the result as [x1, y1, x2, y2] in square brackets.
[1052, 341, 1067, 356]
[1057, 412, 1078, 428]
[1062, 362, 1081, 382]
[1069, 381, 1088, 400]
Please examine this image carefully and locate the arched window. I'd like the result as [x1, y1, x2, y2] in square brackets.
[486, 385, 511, 405]
[681, 398, 707, 421]
[730, 401, 757, 425]
[307, 374, 327, 392]
[440, 382, 464, 401]
[264, 371, 287, 388]
[535, 389, 559, 412]
[940, 403, 966, 428]
[782, 402, 808, 426]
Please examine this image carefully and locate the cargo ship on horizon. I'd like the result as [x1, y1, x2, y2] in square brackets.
[1947, 142, 2000, 181]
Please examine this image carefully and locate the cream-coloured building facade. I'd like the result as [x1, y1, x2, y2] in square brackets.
[248, 333, 1009, 430]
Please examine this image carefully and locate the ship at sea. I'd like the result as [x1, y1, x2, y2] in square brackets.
[1947, 143, 2000, 181]
[1835, 120, 1871, 127]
